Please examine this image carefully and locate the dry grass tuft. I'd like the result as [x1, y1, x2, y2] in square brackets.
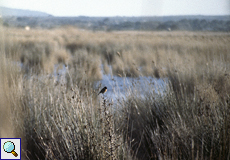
[121, 79, 230, 159]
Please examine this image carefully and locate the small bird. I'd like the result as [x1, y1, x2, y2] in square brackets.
[98, 87, 107, 95]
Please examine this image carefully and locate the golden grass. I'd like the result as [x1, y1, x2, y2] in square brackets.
[4, 27, 230, 78]
[1, 26, 230, 159]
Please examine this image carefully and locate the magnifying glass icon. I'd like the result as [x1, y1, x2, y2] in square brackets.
[3, 141, 18, 157]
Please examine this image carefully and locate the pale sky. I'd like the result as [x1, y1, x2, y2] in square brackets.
[0, 0, 229, 17]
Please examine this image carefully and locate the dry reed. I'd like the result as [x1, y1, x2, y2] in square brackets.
[1, 26, 230, 159]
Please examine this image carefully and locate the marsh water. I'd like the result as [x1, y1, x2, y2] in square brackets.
[53, 64, 167, 101]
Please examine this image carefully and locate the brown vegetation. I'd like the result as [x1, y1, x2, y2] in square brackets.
[1, 26, 230, 159]
[4, 27, 230, 78]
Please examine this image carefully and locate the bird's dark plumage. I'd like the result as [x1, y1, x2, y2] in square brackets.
[98, 87, 107, 95]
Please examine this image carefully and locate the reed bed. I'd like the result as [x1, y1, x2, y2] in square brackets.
[3, 27, 230, 78]
[1, 26, 230, 159]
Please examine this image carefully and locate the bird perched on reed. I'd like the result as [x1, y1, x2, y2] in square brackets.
[98, 87, 107, 95]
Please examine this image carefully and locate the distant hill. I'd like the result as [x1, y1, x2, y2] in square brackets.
[0, 6, 52, 17]
[1, 7, 229, 31]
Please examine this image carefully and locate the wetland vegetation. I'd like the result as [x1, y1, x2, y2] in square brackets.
[1, 26, 230, 159]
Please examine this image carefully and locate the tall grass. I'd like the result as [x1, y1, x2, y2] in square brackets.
[17, 76, 128, 159]
[2, 64, 131, 159]
[1, 26, 230, 159]
[4, 27, 230, 78]
[122, 72, 230, 159]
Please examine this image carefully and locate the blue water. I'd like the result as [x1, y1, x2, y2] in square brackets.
[52, 64, 167, 100]
[19, 63, 168, 101]
[95, 74, 167, 101]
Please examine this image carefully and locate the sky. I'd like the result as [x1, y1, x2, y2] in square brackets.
[0, 0, 229, 17]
